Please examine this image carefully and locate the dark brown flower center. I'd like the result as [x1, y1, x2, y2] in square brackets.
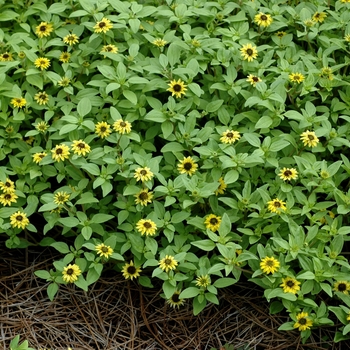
[172, 294, 180, 302]
[226, 132, 233, 138]
[16, 99, 22, 103]
[16, 215, 23, 221]
[252, 77, 259, 82]
[274, 201, 281, 207]
[338, 283, 346, 291]
[210, 218, 218, 225]
[261, 15, 267, 20]
[40, 26, 47, 31]
[266, 260, 274, 266]
[308, 135, 314, 140]
[106, 46, 113, 51]
[127, 266, 136, 274]
[247, 49, 253, 55]
[100, 127, 106, 132]
[140, 170, 147, 175]
[184, 162, 192, 170]
[5, 194, 12, 200]
[173, 84, 182, 92]
[143, 222, 152, 229]
[139, 192, 148, 200]
[99, 22, 106, 28]
[56, 148, 63, 154]
[101, 247, 108, 253]
[299, 318, 307, 325]
[39, 94, 46, 99]
[5, 182, 11, 187]
[164, 259, 171, 265]
[39, 154, 45, 159]
[78, 143, 85, 149]
[286, 280, 295, 287]
[3, 53, 9, 58]
[67, 268, 73, 275]
[120, 121, 126, 127]
[284, 170, 292, 176]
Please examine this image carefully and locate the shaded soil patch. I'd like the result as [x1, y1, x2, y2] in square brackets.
[0, 244, 343, 350]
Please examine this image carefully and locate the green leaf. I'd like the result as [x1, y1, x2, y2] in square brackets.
[58, 217, 80, 228]
[91, 213, 114, 224]
[297, 271, 315, 279]
[47, 283, 59, 301]
[123, 90, 138, 105]
[213, 278, 237, 288]
[50, 242, 70, 253]
[161, 142, 184, 153]
[179, 287, 200, 299]
[171, 211, 191, 224]
[0, 10, 19, 21]
[34, 270, 51, 280]
[191, 239, 216, 251]
[206, 100, 224, 113]
[77, 97, 92, 117]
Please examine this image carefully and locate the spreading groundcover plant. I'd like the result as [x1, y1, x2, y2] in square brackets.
[1, 0, 350, 344]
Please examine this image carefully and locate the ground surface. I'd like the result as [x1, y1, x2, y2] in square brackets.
[0, 241, 342, 350]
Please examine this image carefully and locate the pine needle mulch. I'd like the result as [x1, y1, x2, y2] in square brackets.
[0, 244, 341, 350]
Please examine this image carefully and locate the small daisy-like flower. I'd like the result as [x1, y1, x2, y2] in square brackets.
[95, 121, 111, 138]
[320, 170, 330, 179]
[101, 44, 118, 55]
[11, 97, 26, 108]
[17, 51, 26, 59]
[63, 34, 79, 45]
[276, 31, 287, 38]
[240, 43, 258, 62]
[166, 290, 185, 309]
[62, 264, 81, 283]
[320, 66, 334, 81]
[177, 156, 198, 176]
[167, 79, 187, 98]
[51, 144, 70, 162]
[196, 274, 211, 288]
[59, 52, 71, 63]
[53, 191, 70, 205]
[289, 73, 305, 83]
[0, 179, 15, 193]
[204, 214, 222, 232]
[246, 74, 262, 87]
[267, 198, 287, 214]
[33, 152, 47, 164]
[122, 260, 142, 280]
[294, 312, 313, 332]
[333, 281, 350, 294]
[215, 177, 227, 195]
[300, 130, 319, 148]
[260, 256, 280, 274]
[191, 39, 201, 47]
[95, 243, 113, 258]
[159, 255, 178, 273]
[279, 168, 298, 181]
[136, 218, 157, 236]
[0, 52, 13, 61]
[341, 0, 350, 3]
[134, 188, 153, 206]
[153, 38, 167, 47]
[134, 167, 154, 182]
[312, 12, 327, 23]
[0, 192, 18, 206]
[71, 140, 91, 156]
[347, 312, 350, 322]
[58, 77, 71, 87]
[36, 121, 49, 132]
[10, 211, 29, 229]
[35, 22, 53, 38]
[34, 57, 51, 70]
[254, 12, 273, 27]
[113, 119, 132, 134]
[24, 136, 35, 145]
[220, 130, 241, 144]
[345, 34, 350, 42]
[34, 92, 49, 105]
[280, 277, 301, 294]
[304, 19, 315, 27]
[94, 17, 113, 33]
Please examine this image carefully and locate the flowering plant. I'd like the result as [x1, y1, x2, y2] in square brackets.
[1, 0, 350, 344]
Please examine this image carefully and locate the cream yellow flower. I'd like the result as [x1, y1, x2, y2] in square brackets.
[260, 256, 280, 274]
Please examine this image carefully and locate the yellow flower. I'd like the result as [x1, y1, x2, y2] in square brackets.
[320, 66, 334, 81]
[166, 290, 185, 308]
[134, 167, 154, 182]
[33, 152, 47, 164]
[11, 97, 26, 108]
[62, 264, 81, 283]
[0, 52, 13, 61]
[71, 140, 91, 156]
[304, 19, 315, 27]
[34, 92, 49, 105]
[333, 281, 350, 294]
[58, 77, 71, 87]
[113, 119, 132, 134]
[204, 214, 221, 232]
[280, 277, 301, 294]
[24, 136, 35, 145]
[53, 191, 70, 205]
[278, 168, 298, 181]
[167, 79, 187, 98]
[276, 31, 287, 38]
[153, 38, 167, 47]
[267, 198, 287, 214]
[94, 17, 113, 33]
[159, 255, 178, 273]
[17, 51, 26, 59]
[36, 121, 49, 132]
[63, 34, 79, 45]
[101, 44, 118, 55]
[0, 192, 18, 206]
[312, 12, 327, 23]
[0, 178, 15, 193]
[246, 74, 262, 87]
[34, 57, 51, 70]
[345, 34, 350, 42]
[215, 177, 227, 195]
[294, 312, 313, 331]
[95, 243, 113, 258]
[240, 43, 258, 62]
[300, 130, 319, 148]
[51, 144, 70, 162]
[220, 130, 241, 144]
[134, 188, 153, 206]
[136, 218, 157, 236]
[260, 256, 280, 274]
[122, 260, 142, 280]
[289, 73, 305, 83]
[95, 121, 111, 138]
[254, 12, 273, 27]
[196, 274, 211, 288]
[347, 312, 350, 322]
[59, 52, 71, 63]
[35, 22, 53, 38]
[10, 211, 29, 229]
[177, 156, 198, 176]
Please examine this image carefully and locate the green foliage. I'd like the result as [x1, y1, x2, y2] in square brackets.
[1, 0, 350, 344]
